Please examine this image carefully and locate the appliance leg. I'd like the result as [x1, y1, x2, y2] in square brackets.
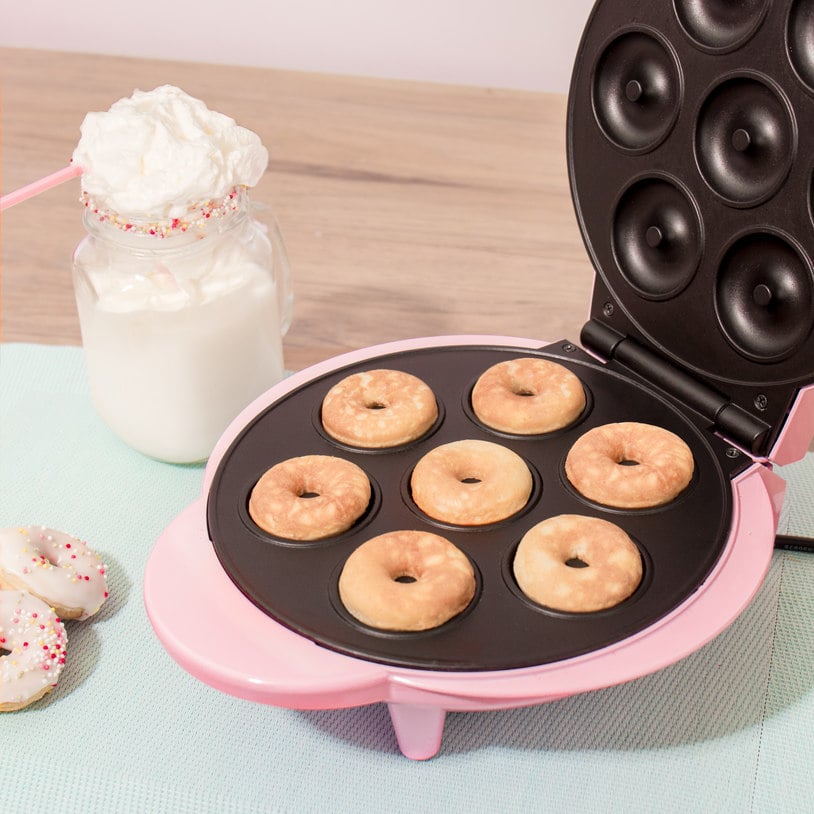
[387, 702, 447, 760]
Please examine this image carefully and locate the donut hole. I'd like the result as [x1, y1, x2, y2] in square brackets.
[298, 490, 320, 499]
[394, 574, 417, 584]
[512, 386, 537, 397]
[0, 646, 10, 658]
[364, 400, 387, 410]
[36, 552, 58, 566]
[564, 556, 590, 569]
[453, 463, 486, 485]
[618, 459, 640, 467]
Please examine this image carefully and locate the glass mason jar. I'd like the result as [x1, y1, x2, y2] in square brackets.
[72, 188, 293, 463]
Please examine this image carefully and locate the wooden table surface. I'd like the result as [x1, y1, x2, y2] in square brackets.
[0, 47, 592, 371]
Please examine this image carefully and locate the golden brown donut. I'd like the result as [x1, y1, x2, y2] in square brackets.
[321, 369, 438, 448]
[248, 455, 371, 540]
[338, 530, 476, 631]
[513, 514, 643, 612]
[410, 439, 532, 525]
[565, 421, 694, 509]
[471, 357, 586, 434]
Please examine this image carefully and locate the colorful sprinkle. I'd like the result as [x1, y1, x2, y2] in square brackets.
[79, 185, 246, 238]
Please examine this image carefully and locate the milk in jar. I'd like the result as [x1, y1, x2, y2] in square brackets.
[70, 86, 291, 463]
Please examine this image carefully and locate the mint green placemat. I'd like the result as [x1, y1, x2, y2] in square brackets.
[1, 343, 812, 813]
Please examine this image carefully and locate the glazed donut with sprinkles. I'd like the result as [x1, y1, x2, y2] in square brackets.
[0, 525, 109, 620]
[0, 525, 110, 712]
[1, 590, 67, 712]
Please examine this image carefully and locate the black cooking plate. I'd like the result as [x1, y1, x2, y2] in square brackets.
[207, 343, 741, 671]
[208, 0, 814, 671]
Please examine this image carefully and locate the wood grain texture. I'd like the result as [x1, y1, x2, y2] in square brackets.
[0, 47, 592, 370]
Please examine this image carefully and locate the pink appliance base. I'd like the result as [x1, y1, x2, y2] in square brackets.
[143, 336, 788, 759]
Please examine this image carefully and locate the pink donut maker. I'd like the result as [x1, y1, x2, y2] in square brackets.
[144, 0, 814, 759]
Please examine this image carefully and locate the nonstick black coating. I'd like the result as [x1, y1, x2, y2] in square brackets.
[568, 0, 814, 455]
[207, 343, 744, 671]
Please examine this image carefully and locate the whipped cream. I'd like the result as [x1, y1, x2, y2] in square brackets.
[72, 85, 268, 221]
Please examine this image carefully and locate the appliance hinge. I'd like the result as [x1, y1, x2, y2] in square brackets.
[580, 320, 771, 455]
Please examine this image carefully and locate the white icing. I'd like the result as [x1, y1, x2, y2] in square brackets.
[0, 527, 108, 620]
[72, 85, 268, 221]
[0, 590, 67, 710]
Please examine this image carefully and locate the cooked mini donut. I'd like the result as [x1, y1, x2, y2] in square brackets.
[410, 439, 532, 525]
[472, 357, 586, 434]
[249, 455, 371, 540]
[1, 590, 68, 712]
[565, 421, 694, 509]
[338, 530, 476, 631]
[321, 369, 438, 448]
[513, 514, 643, 612]
[0, 526, 108, 620]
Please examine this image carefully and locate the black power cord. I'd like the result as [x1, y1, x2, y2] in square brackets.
[774, 534, 814, 553]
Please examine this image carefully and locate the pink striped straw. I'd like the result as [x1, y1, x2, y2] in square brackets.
[0, 163, 83, 212]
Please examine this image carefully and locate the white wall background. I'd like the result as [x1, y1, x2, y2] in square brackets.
[0, 0, 595, 93]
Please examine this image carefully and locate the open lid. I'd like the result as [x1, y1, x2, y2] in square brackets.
[566, 0, 814, 460]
